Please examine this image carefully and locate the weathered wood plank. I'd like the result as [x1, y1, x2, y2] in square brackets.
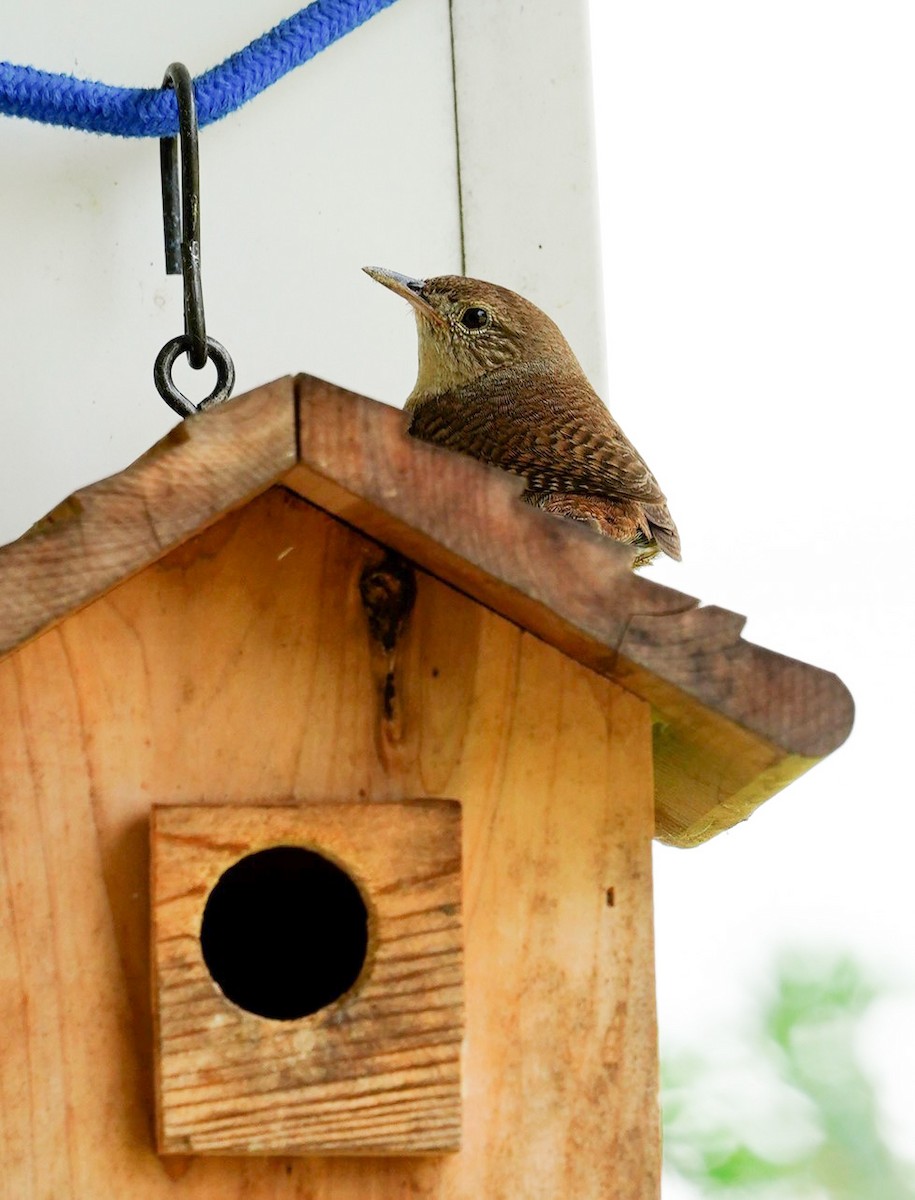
[152, 801, 463, 1155]
[0, 489, 659, 1197]
[0, 377, 297, 658]
[0, 374, 853, 845]
[286, 374, 854, 845]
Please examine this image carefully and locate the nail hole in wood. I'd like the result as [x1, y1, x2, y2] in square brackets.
[606, 887, 615, 907]
[200, 846, 369, 1020]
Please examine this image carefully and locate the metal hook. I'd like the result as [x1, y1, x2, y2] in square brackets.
[154, 62, 235, 418]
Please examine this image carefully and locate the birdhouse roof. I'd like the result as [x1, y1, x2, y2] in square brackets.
[0, 376, 852, 847]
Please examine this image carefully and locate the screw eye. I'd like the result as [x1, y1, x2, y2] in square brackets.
[459, 306, 490, 330]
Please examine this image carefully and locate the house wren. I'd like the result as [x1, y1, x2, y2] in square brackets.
[364, 267, 680, 565]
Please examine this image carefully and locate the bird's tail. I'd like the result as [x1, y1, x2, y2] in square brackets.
[645, 504, 682, 561]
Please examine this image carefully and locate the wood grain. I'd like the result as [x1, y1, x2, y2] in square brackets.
[0, 489, 659, 1197]
[0, 375, 853, 845]
[152, 801, 462, 1155]
[0, 376, 296, 659]
[287, 374, 854, 845]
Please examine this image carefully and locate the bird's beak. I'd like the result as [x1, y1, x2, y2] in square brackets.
[363, 266, 444, 324]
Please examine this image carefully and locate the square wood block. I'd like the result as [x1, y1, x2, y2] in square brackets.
[151, 801, 463, 1155]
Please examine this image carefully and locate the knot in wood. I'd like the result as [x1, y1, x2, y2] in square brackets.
[359, 552, 417, 652]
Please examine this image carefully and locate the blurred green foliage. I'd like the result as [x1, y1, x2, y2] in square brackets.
[662, 953, 915, 1199]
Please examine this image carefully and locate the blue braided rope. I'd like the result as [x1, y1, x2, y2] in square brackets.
[0, 0, 399, 137]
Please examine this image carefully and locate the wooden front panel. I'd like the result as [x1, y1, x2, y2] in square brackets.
[152, 802, 463, 1155]
[0, 487, 658, 1199]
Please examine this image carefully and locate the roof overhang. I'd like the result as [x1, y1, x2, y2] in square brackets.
[0, 376, 853, 846]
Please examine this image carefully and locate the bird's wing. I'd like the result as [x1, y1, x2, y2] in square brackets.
[407, 368, 668, 506]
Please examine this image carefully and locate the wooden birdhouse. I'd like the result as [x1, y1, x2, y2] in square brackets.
[0, 376, 853, 1199]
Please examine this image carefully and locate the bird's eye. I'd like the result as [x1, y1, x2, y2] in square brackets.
[459, 306, 490, 331]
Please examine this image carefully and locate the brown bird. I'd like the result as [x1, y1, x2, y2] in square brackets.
[364, 267, 680, 566]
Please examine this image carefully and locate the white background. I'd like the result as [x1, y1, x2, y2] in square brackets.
[588, 0, 915, 1188]
[2, 0, 914, 1191]
[0, 0, 462, 543]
